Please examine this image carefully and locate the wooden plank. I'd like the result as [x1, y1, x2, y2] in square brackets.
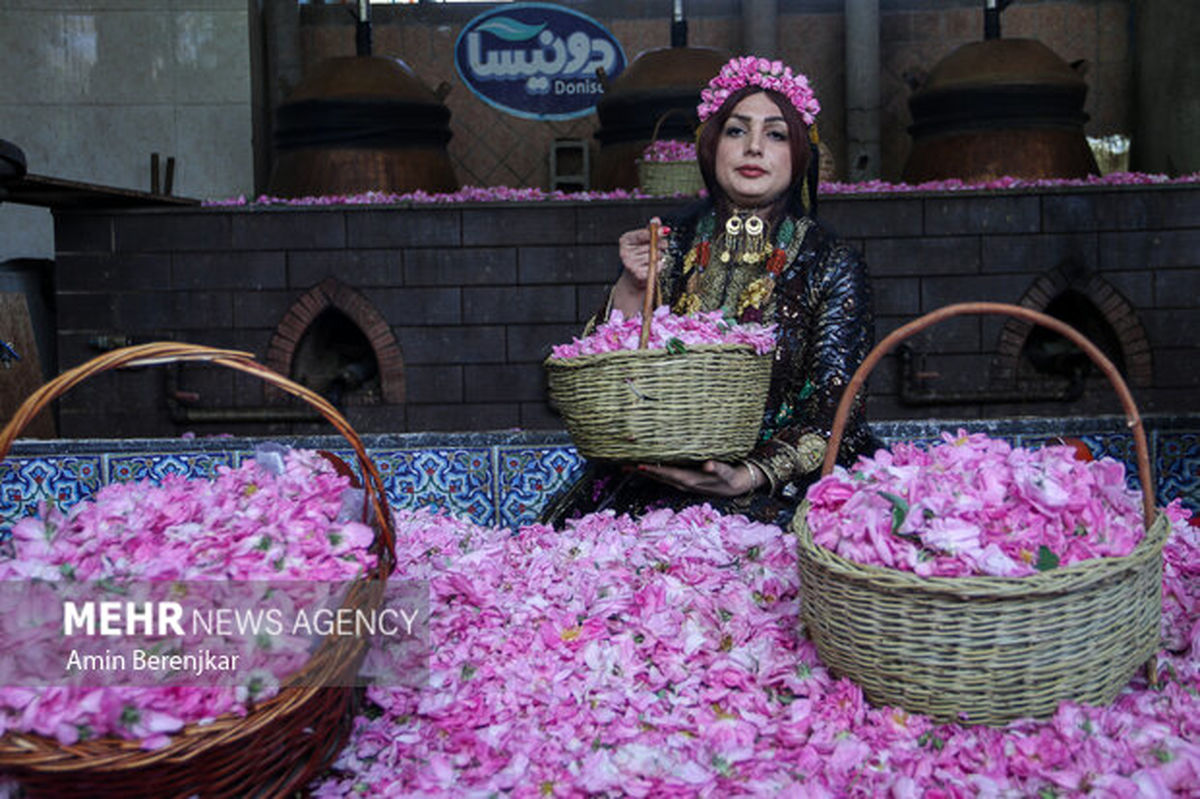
[0, 173, 198, 210]
[0, 292, 56, 438]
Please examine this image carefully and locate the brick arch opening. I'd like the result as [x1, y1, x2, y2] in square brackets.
[992, 260, 1152, 389]
[265, 277, 405, 404]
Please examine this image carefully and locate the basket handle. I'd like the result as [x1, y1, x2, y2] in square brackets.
[648, 108, 698, 148]
[0, 342, 397, 573]
[822, 302, 1156, 526]
[638, 220, 662, 349]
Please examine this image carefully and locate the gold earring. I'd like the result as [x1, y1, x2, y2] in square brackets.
[721, 215, 744, 263]
[742, 215, 765, 264]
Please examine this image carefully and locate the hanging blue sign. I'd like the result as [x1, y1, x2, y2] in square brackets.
[454, 3, 626, 121]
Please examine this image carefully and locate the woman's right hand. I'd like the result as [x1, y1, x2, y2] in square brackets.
[611, 217, 667, 318]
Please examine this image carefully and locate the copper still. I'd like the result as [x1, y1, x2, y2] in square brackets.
[592, 46, 729, 190]
[266, 55, 457, 198]
[902, 36, 1100, 183]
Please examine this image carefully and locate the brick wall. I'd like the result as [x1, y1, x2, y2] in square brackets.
[50, 183, 1199, 439]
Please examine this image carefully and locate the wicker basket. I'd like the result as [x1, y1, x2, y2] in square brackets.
[636, 109, 704, 197]
[792, 302, 1167, 725]
[546, 343, 773, 462]
[545, 223, 773, 463]
[0, 342, 396, 797]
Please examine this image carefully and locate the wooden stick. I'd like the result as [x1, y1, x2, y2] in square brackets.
[638, 220, 659, 349]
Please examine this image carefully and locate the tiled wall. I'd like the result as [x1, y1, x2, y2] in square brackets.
[47, 182, 1200, 438]
[0, 0, 254, 261]
[3, 415, 1196, 539]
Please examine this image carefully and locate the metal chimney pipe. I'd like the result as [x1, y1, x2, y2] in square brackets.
[984, 0, 1013, 40]
[845, 0, 881, 181]
[671, 0, 688, 48]
[356, 0, 372, 57]
[742, 0, 779, 59]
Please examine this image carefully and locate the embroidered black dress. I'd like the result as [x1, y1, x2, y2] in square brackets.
[540, 200, 877, 528]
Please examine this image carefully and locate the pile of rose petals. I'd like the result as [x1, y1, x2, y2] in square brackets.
[805, 430, 1155, 577]
[550, 306, 777, 359]
[308, 498, 1198, 797]
[641, 140, 698, 163]
[202, 172, 1200, 207]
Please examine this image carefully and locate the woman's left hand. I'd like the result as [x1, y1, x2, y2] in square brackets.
[636, 460, 757, 497]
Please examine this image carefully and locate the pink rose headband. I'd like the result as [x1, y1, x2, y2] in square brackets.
[697, 56, 821, 127]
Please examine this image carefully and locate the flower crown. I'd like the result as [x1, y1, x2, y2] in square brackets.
[697, 56, 821, 127]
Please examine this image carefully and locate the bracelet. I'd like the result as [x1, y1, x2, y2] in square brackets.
[742, 462, 760, 495]
[744, 456, 778, 496]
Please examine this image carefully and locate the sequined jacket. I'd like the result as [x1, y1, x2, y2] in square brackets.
[659, 201, 877, 498]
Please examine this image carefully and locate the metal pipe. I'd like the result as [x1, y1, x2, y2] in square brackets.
[168, 405, 322, 423]
[742, 0, 778, 59]
[671, 0, 688, 48]
[845, 0, 881, 181]
[356, 0, 372, 57]
[897, 344, 1085, 406]
[984, 0, 1014, 40]
[164, 365, 321, 424]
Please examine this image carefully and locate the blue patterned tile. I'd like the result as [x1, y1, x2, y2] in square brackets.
[497, 445, 584, 529]
[106, 451, 237, 484]
[877, 433, 948, 451]
[1079, 432, 1143, 494]
[373, 448, 494, 526]
[1007, 431, 1146, 496]
[1155, 431, 1199, 511]
[3, 419, 1196, 542]
[0, 456, 104, 535]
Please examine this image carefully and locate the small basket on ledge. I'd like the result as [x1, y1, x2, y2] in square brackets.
[791, 302, 1168, 725]
[544, 223, 773, 463]
[636, 109, 705, 197]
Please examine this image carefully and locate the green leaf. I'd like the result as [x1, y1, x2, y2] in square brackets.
[665, 337, 687, 355]
[1035, 545, 1060, 571]
[797, 380, 815, 400]
[877, 491, 910, 535]
[120, 705, 140, 728]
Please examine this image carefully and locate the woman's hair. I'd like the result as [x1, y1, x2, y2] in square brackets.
[696, 85, 817, 218]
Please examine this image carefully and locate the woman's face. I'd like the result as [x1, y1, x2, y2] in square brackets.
[714, 92, 794, 211]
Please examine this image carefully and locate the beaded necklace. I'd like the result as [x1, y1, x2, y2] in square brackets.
[676, 208, 810, 322]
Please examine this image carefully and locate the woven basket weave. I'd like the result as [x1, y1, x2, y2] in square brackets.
[545, 343, 772, 462]
[792, 302, 1167, 725]
[636, 109, 704, 197]
[0, 342, 396, 797]
[637, 159, 704, 197]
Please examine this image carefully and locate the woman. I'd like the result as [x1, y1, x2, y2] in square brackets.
[542, 56, 877, 528]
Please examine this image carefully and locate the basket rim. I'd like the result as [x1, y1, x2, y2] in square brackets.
[544, 342, 770, 368]
[792, 497, 1170, 600]
[636, 157, 700, 167]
